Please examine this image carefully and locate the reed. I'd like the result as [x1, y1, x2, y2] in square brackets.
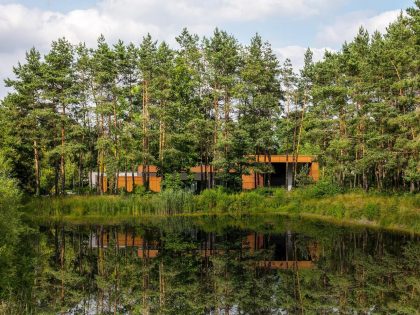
[22, 185, 420, 234]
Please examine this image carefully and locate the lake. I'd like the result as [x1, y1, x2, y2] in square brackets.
[11, 215, 420, 314]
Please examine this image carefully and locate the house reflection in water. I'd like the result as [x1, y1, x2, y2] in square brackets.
[90, 230, 319, 270]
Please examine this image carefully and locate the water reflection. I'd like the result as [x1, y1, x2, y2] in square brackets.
[90, 229, 319, 270]
[12, 216, 420, 314]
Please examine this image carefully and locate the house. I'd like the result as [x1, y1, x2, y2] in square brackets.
[90, 155, 319, 192]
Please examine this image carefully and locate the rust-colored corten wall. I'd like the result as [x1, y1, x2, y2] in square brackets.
[102, 155, 318, 192]
[309, 161, 319, 181]
[242, 155, 319, 190]
[103, 175, 161, 193]
[242, 171, 264, 190]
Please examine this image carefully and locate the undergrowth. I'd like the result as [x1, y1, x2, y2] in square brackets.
[23, 183, 420, 233]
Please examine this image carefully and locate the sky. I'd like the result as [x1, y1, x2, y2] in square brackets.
[0, 0, 413, 98]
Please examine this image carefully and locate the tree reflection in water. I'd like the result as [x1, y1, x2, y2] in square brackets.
[6, 216, 420, 314]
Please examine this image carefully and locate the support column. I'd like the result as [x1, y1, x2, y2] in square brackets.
[287, 166, 293, 191]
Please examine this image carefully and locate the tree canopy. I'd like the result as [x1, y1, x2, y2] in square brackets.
[0, 2, 419, 194]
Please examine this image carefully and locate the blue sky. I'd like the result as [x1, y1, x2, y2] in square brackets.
[0, 0, 413, 97]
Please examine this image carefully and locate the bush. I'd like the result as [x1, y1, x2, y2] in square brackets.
[195, 188, 234, 212]
[362, 203, 380, 221]
[273, 188, 287, 206]
[302, 180, 343, 198]
[0, 154, 22, 301]
[295, 165, 314, 187]
[162, 173, 183, 190]
[232, 191, 265, 212]
[134, 185, 147, 195]
[325, 204, 345, 219]
[253, 187, 275, 196]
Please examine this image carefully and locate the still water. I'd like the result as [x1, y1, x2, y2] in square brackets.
[17, 215, 420, 314]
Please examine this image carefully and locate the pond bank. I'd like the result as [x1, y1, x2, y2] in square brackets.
[23, 188, 420, 234]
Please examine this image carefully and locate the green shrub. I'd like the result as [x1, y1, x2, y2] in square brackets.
[325, 204, 345, 219]
[273, 188, 287, 206]
[232, 191, 265, 212]
[303, 180, 343, 198]
[295, 165, 314, 187]
[162, 173, 183, 190]
[363, 203, 380, 221]
[197, 187, 241, 212]
[253, 187, 275, 196]
[134, 185, 147, 195]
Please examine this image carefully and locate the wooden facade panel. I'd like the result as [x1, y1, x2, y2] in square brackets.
[190, 165, 213, 173]
[149, 176, 161, 192]
[103, 177, 108, 193]
[138, 249, 159, 258]
[309, 162, 319, 181]
[106, 175, 160, 192]
[137, 165, 158, 173]
[242, 174, 255, 190]
[117, 177, 130, 191]
[241, 173, 264, 190]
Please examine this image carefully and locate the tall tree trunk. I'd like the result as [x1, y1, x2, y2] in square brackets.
[55, 161, 59, 196]
[78, 151, 83, 194]
[125, 160, 128, 192]
[99, 113, 105, 194]
[223, 92, 229, 158]
[60, 104, 66, 195]
[142, 80, 150, 190]
[131, 164, 135, 193]
[285, 96, 290, 189]
[34, 140, 40, 196]
[212, 85, 219, 188]
[294, 99, 306, 184]
[113, 97, 119, 194]
[291, 96, 298, 186]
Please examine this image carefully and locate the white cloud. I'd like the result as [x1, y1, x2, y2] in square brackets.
[0, 0, 340, 55]
[275, 45, 335, 71]
[0, 0, 339, 97]
[0, 1, 402, 98]
[316, 9, 401, 46]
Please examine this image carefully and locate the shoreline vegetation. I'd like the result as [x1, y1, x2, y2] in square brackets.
[23, 184, 420, 234]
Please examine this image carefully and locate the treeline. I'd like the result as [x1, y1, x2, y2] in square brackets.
[0, 2, 418, 195]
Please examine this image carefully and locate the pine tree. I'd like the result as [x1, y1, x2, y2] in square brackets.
[138, 34, 158, 190]
[44, 38, 75, 195]
[239, 33, 281, 188]
[203, 28, 241, 187]
[3, 48, 47, 194]
[279, 58, 297, 188]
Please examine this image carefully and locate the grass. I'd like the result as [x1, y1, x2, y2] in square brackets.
[22, 185, 420, 234]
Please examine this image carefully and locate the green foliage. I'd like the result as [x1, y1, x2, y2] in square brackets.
[272, 188, 287, 205]
[134, 185, 147, 196]
[22, 187, 420, 234]
[295, 165, 314, 187]
[1, 5, 419, 195]
[0, 153, 23, 309]
[162, 173, 183, 190]
[300, 180, 343, 198]
[362, 203, 381, 221]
